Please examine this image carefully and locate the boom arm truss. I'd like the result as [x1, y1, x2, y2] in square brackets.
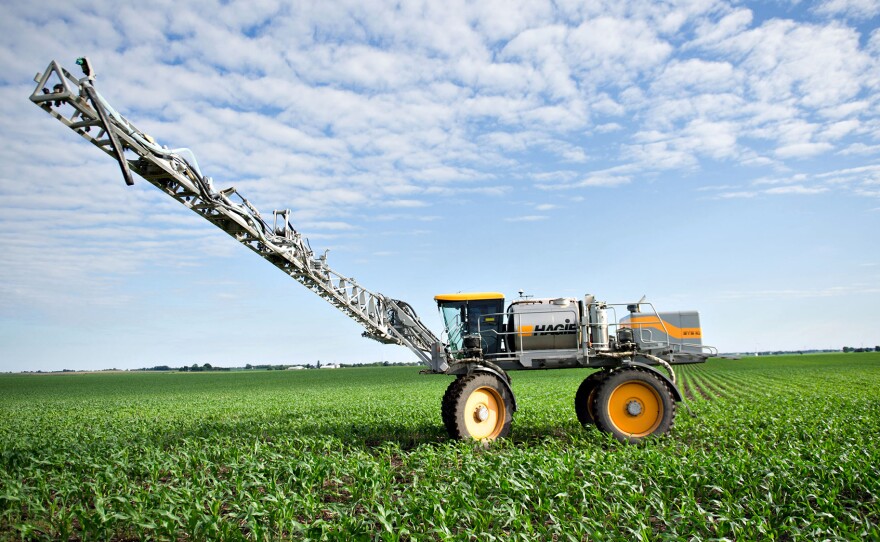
[29, 60, 441, 366]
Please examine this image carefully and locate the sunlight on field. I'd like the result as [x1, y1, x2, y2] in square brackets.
[1, 354, 878, 540]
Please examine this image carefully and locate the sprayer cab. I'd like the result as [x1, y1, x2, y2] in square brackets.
[434, 292, 505, 356]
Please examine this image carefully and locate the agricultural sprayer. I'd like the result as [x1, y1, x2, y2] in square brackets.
[30, 59, 716, 443]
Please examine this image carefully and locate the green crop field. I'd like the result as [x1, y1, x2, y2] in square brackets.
[1, 353, 878, 541]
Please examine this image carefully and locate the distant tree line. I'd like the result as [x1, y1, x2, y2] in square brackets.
[842, 346, 880, 353]
[751, 349, 838, 356]
[134, 361, 423, 372]
[138, 363, 231, 372]
[179, 363, 231, 372]
[20, 368, 119, 374]
[342, 361, 422, 368]
[241, 361, 422, 370]
[744, 348, 880, 356]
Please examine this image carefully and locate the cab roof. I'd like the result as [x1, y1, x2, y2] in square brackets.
[434, 292, 505, 302]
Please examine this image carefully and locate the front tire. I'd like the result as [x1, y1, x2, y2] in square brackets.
[574, 370, 611, 426]
[592, 368, 675, 443]
[442, 373, 513, 441]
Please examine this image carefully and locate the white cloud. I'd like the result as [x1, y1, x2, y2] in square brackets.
[815, 164, 880, 178]
[717, 190, 758, 199]
[472, 0, 555, 42]
[384, 199, 429, 208]
[565, 16, 673, 83]
[681, 119, 740, 159]
[712, 164, 880, 199]
[814, 0, 880, 19]
[840, 142, 880, 155]
[371, 213, 440, 223]
[625, 137, 699, 170]
[651, 59, 739, 94]
[775, 142, 835, 159]
[591, 94, 625, 117]
[690, 8, 754, 47]
[535, 170, 632, 190]
[504, 215, 547, 222]
[696, 184, 740, 192]
[820, 119, 861, 141]
[578, 174, 631, 187]
[764, 185, 829, 195]
[725, 20, 868, 108]
[595, 122, 623, 133]
[424, 185, 509, 197]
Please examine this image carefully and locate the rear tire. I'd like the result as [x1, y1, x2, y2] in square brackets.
[442, 373, 513, 441]
[574, 370, 611, 426]
[592, 368, 675, 443]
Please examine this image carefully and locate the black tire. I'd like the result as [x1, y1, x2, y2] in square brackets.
[574, 370, 611, 426]
[441, 377, 463, 436]
[592, 368, 675, 444]
[441, 373, 514, 441]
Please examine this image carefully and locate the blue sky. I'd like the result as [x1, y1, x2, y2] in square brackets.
[1, 0, 879, 372]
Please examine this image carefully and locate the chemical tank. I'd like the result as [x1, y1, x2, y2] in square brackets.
[506, 298, 580, 351]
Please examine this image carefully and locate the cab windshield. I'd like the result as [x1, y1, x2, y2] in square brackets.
[440, 302, 466, 352]
[437, 297, 505, 355]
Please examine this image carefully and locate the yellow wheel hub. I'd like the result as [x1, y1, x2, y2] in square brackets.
[464, 386, 505, 440]
[606, 381, 663, 437]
